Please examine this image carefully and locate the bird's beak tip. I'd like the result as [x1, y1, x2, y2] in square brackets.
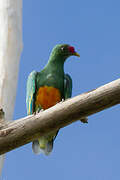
[74, 52, 80, 57]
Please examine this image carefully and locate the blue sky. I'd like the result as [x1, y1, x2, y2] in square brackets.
[2, 0, 120, 179]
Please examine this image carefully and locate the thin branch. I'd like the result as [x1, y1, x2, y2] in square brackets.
[0, 78, 120, 155]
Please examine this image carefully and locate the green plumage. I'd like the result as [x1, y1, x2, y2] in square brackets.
[26, 44, 80, 155]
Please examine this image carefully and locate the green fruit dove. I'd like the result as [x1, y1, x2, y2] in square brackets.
[26, 44, 80, 155]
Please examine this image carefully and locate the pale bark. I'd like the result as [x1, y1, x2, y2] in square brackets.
[0, 0, 22, 175]
[0, 78, 120, 155]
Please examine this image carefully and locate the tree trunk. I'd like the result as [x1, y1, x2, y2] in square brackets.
[0, 0, 23, 175]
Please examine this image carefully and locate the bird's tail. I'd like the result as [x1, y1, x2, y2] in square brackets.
[32, 131, 59, 155]
[32, 137, 53, 155]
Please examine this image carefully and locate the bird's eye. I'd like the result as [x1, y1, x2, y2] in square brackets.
[61, 47, 65, 51]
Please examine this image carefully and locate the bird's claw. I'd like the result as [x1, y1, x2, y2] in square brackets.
[33, 108, 44, 115]
[40, 109, 44, 112]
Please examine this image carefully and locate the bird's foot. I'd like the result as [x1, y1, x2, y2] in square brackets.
[40, 109, 44, 112]
[33, 108, 44, 115]
[33, 111, 36, 115]
[80, 117, 88, 123]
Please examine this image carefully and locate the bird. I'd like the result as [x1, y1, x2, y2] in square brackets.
[26, 44, 80, 155]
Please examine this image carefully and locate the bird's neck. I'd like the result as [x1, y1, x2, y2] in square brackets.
[46, 55, 65, 72]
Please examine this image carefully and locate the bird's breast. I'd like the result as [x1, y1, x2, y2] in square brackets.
[35, 86, 61, 109]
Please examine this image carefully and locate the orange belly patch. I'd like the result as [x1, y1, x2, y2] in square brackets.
[35, 86, 61, 109]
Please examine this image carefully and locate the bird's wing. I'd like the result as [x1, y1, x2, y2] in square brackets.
[64, 74, 88, 124]
[64, 74, 72, 99]
[26, 71, 37, 115]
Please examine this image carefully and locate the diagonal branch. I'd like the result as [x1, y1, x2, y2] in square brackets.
[0, 78, 120, 155]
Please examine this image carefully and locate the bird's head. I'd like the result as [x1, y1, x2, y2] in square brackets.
[49, 44, 80, 63]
